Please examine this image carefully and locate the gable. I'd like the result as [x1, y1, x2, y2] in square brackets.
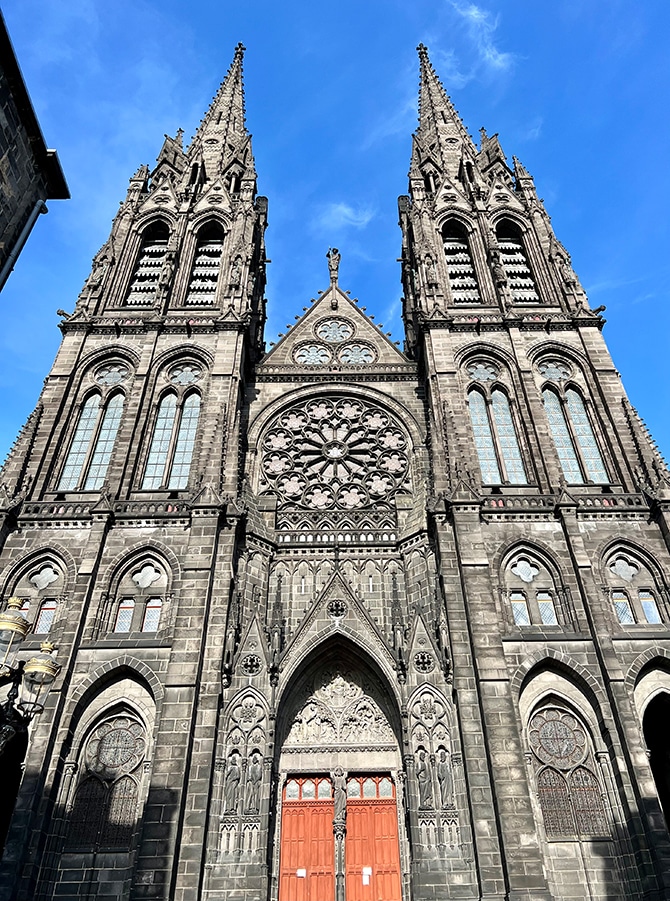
[260, 285, 409, 371]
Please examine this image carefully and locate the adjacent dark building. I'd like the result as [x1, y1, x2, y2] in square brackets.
[1, 43, 669, 901]
[0, 11, 69, 291]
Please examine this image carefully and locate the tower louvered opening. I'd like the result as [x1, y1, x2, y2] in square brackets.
[185, 222, 224, 305]
[125, 221, 169, 306]
[442, 222, 480, 303]
[496, 221, 538, 303]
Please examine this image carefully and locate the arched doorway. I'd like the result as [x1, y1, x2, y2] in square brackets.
[643, 692, 670, 828]
[273, 641, 405, 901]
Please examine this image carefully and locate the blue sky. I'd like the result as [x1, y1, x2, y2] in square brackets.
[2, 0, 669, 463]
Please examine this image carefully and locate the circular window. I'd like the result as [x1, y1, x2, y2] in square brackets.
[293, 343, 332, 365]
[98, 728, 137, 767]
[241, 654, 262, 675]
[327, 599, 347, 618]
[338, 343, 377, 365]
[528, 708, 587, 768]
[170, 363, 202, 385]
[315, 318, 355, 343]
[538, 359, 571, 381]
[260, 397, 410, 511]
[413, 652, 436, 673]
[95, 363, 129, 386]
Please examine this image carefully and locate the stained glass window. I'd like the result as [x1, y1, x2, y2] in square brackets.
[639, 590, 662, 624]
[468, 390, 501, 484]
[168, 394, 200, 489]
[58, 394, 101, 490]
[542, 389, 583, 484]
[84, 393, 124, 490]
[565, 389, 608, 483]
[491, 389, 527, 484]
[66, 777, 107, 847]
[570, 766, 605, 836]
[510, 591, 530, 626]
[114, 598, 135, 633]
[537, 591, 558, 626]
[100, 776, 138, 847]
[34, 599, 57, 634]
[537, 768, 574, 838]
[141, 598, 162, 632]
[143, 394, 178, 489]
[612, 590, 634, 625]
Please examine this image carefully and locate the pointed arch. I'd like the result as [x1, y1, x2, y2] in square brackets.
[442, 218, 481, 303]
[125, 218, 170, 306]
[141, 389, 201, 490]
[495, 218, 539, 302]
[185, 219, 224, 305]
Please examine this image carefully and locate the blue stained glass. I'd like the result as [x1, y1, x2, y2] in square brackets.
[468, 390, 501, 484]
[543, 389, 583, 484]
[143, 394, 177, 489]
[168, 394, 201, 489]
[639, 590, 661, 624]
[565, 389, 608, 483]
[58, 394, 101, 490]
[491, 390, 527, 484]
[84, 393, 124, 490]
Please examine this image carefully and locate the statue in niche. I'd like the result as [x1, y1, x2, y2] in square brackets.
[416, 749, 433, 809]
[223, 752, 241, 812]
[332, 767, 347, 824]
[424, 253, 437, 286]
[436, 748, 453, 807]
[231, 254, 243, 285]
[245, 752, 263, 813]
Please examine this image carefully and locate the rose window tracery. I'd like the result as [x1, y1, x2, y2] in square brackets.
[260, 397, 411, 513]
[315, 318, 355, 343]
[293, 343, 333, 365]
[337, 343, 377, 365]
[528, 708, 587, 769]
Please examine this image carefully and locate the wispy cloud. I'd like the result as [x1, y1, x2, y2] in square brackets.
[522, 116, 543, 141]
[449, 2, 515, 73]
[312, 202, 375, 233]
[362, 95, 417, 148]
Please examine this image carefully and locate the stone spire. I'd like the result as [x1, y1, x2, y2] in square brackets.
[187, 42, 254, 181]
[412, 43, 478, 181]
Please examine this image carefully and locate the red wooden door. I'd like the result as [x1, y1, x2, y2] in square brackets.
[345, 777, 402, 901]
[279, 777, 335, 901]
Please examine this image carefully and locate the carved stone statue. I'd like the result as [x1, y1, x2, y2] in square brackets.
[436, 748, 453, 807]
[332, 766, 347, 824]
[416, 749, 433, 809]
[327, 247, 341, 283]
[223, 752, 241, 812]
[231, 254, 243, 285]
[245, 752, 262, 813]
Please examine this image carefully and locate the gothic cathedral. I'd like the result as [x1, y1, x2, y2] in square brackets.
[1, 44, 670, 901]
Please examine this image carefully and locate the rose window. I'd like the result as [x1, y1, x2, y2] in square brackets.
[315, 318, 354, 343]
[260, 396, 410, 511]
[467, 361, 498, 382]
[95, 363, 129, 386]
[85, 716, 146, 777]
[170, 363, 202, 385]
[293, 343, 332, 365]
[528, 708, 587, 769]
[338, 343, 377, 365]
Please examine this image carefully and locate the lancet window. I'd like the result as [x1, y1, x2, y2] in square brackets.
[542, 386, 607, 484]
[496, 220, 538, 303]
[6, 560, 65, 637]
[125, 220, 170, 306]
[528, 705, 606, 840]
[504, 552, 563, 628]
[66, 713, 146, 850]
[604, 551, 665, 626]
[442, 220, 481, 303]
[58, 391, 124, 491]
[465, 360, 526, 485]
[109, 560, 168, 635]
[184, 221, 224, 305]
[142, 391, 201, 490]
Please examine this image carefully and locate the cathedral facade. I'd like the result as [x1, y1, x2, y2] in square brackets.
[1, 44, 670, 901]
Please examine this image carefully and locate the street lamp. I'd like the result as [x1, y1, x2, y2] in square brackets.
[0, 597, 61, 755]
